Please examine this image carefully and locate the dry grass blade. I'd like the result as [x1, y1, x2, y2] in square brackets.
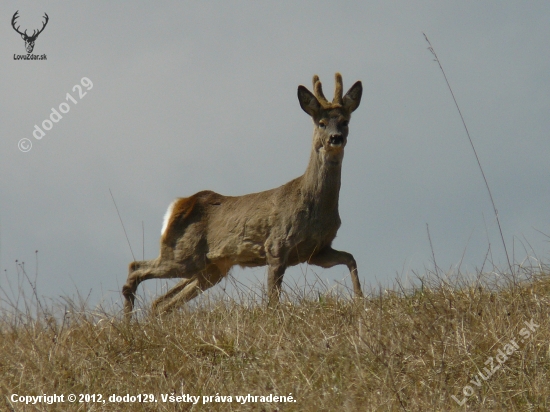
[1, 264, 549, 410]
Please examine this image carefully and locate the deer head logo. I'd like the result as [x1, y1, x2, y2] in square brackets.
[11, 11, 49, 54]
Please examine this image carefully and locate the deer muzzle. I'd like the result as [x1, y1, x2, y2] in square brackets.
[329, 134, 344, 147]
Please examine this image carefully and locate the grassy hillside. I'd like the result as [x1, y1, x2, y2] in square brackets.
[1, 268, 549, 411]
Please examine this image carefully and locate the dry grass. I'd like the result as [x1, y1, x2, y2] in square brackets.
[1, 266, 549, 411]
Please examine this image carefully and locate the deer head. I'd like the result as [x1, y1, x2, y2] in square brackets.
[298, 73, 362, 165]
[11, 11, 49, 54]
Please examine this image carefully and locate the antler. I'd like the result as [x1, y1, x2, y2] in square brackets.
[311, 73, 345, 108]
[312, 75, 329, 106]
[11, 11, 26, 37]
[11, 11, 49, 40]
[30, 13, 49, 39]
[332, 73, 343, 105]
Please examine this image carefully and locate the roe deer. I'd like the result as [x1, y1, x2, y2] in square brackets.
[123, 73, 363, 316]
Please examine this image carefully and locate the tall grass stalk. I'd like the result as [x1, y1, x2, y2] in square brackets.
[423, 33, 513, 275]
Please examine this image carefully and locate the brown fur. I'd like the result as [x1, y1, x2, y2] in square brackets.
[122, 73, 364, 316]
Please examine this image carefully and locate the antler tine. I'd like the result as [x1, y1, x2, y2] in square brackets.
[312, 75, 319, 89]
[11, 11, 26, 36]
[332, 72, 343, 105]
[34, 13, 49, 37]
[312, 75, 329, 105]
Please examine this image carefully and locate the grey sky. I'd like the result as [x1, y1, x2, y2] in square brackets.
[1, 2, 550, 307]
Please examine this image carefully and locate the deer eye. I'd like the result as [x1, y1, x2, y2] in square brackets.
[341, 121, 349, 127]
[318, 121, 327, 128]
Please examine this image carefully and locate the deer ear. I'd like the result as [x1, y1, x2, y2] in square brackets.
[297, 86, 320, 117]
[343, 81, 362, 113]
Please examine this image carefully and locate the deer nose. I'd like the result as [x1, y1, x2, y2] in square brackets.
[329, 134, 344, 146]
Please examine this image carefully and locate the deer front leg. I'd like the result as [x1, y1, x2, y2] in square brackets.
[267, 264, 286, 307]
[266, 242, 289, 306]
[309, 247, 363, 298]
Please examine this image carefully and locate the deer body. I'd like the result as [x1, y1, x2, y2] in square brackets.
[123, 73, 363, 315]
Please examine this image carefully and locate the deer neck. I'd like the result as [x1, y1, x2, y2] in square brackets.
[300, 137, 343, 214]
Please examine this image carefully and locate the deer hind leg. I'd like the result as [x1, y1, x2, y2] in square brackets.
[123, 258, 185, 316]
[152, 264, 227, 315]
[308, 247, 364, 298]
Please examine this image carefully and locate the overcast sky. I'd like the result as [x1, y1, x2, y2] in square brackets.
[1, 2, 550, 309]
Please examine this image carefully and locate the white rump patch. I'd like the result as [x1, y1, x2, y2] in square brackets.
[161, 200, 177, 235]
